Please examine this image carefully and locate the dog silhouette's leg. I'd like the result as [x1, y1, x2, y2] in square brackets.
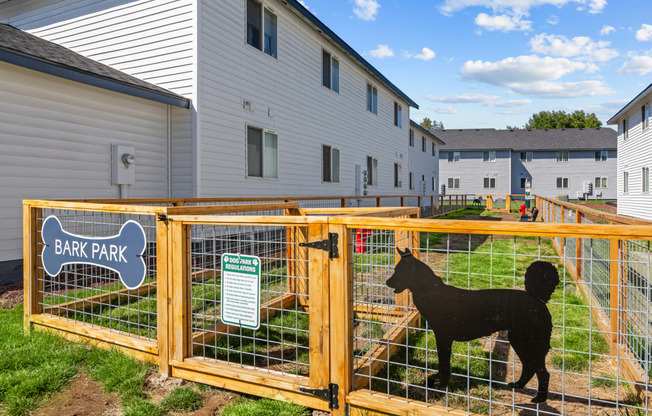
[531, 364, 550, 403]
[506, 332, 536, 390]
[428, 336, 452, 388]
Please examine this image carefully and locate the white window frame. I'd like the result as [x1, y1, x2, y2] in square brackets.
[448, 177, 460, 189]
[409, 172, 414, 190]
[483, 151, 496, 162]
[322, 50, 339, 93]
[556, 151, 569, 162]
[432, 177, 436, 191]
[409, 130, 414, 147]
[432, 142, 436, 156]
[322, 144, 340, 183]
[642, 103, 650, 131]
[623, 118, 629, 140]
[483, 177, 496, 189]
[624, 171, 629, 193]
[394, 102, 402, 128]
[594, 177, 608, 188]
[394, 163, 402, 188]
[246, 0, 277, 59]
[366, 83, 378, 114]
[556, 177, 569, 188]
[595, 150, 608, 162]
[448, 151, 460, 163]
[422, 137, 426, 152]
[367, 156, 378, 186]
[643, 167, 650, 193]
[246, 125, 278, 179]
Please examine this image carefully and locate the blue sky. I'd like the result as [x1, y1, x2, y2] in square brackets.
[297, 0, 652, 129]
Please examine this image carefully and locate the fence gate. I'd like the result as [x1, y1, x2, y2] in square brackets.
[167, 219, 344, 413]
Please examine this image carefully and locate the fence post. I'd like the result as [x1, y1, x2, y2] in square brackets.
[400, 196, 404, 207]
[609, 239, 620, 344]
[575, 211, 582, 281]
[341, 198, 347, 208]
[455, 195, 459, 210]
[308, 223, 330, 390]
[376, 197, 381, 208]
[22, 203, 36, 334]
[487, 196, 493, 210]
[506, 195, 511, 212]
[170, 221, 190, 363]
[156, 214, 171, 375]
[560, 205, 565, 253]
[329, 225, 353, 416]
[448, 195, 452, 213]
[431, 196, 434, 217]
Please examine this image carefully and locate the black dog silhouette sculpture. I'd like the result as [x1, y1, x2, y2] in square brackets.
[386, 248, 559, 403]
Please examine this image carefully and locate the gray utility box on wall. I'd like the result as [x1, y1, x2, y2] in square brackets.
[112, 144, 136, 185]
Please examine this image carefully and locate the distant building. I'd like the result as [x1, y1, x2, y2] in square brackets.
[408, 121, 445, 197]
[607, 83, 652, 220]
[434, 128, 617, 199]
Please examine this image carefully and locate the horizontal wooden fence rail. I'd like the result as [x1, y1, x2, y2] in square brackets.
[24, 198, 652, 415]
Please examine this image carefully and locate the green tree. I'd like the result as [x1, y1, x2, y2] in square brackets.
[421, 117, 444, 130]
[524, 110, 602, 129]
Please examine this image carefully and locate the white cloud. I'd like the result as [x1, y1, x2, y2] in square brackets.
[475, 12, 532, 32]
[297, 0, 309, 10]
[424, 93, 500, 103]
[510, 80, 613, 97]
[436, 106, 458, 114]
[600, 25, 615, 35]
[369, 44, 394, 58]
[547, 14, 559, 25]
[439, 0, 606, 16]
[636, 24, 652, 42]
[618, 53, 652, 75]
[529, 33, 618, 62]
[492, 99, 533, 107]
[460, 55, 593, 85]
[353, 0, 380, 21]
[414, 47, 436, 61]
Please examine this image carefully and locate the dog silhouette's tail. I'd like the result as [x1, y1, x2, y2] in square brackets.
[524, 261, 560, 303]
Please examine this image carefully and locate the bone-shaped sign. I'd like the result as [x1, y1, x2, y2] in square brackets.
[41, 215, 147, 290]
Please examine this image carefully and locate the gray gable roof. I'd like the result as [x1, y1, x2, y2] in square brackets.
[0, 23, 190, 108]
[432, 128, 617, 152]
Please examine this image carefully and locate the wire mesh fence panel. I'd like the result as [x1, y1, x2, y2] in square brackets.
[350, 227, 651, 415]
[37, 209, 159, 341]
[580, 217, 611, 314]
[188, 224, 311, 379]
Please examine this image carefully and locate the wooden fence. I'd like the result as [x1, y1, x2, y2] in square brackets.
[23, 198, 652, 415]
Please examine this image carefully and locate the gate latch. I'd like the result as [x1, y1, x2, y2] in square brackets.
[299, 233, 339, 259]
[300, 383, 339, 409]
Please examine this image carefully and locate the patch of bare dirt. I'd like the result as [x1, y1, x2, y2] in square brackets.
[0, 281, 23, 309]
[578, 203, 617, 214]
[32, 372, 120, 416]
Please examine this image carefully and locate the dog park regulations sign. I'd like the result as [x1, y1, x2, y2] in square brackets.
[41, 215, 147, 290]
[220, 253, 261, 330]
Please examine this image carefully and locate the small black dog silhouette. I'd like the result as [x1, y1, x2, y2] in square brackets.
[386, 248, 559, 403]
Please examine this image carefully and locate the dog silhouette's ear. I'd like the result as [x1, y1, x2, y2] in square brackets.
[405, 247, 412, 255]
[396, 247, 404, 255]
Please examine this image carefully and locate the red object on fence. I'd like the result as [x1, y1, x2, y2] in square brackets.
[356, 229, 372, 253]
[520, 203, 527, 215]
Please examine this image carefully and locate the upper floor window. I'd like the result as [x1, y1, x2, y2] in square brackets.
[409, 172, 414, 190]
[367, 156, 378, 185]
[247, 0, 277, 58]
[483, 151, 496, 162]
[322, 145, 340, 183]
[322, 50, 339, 93]
[247, 126, 278, 178]
[643, 103, 650, 131]
[422, 137, 426, 152]
[520, 151, 533, 162]
[409, 130, 414, 146]
[595, 177, 608, 188]
[431, 177, 436, 191]
[432, 142, 436, 156]
[556, 177, 569, 188]
[483, 177, 496, 189]
[624, 171, 629, 193]
[394, 102, 402, 127]
[556, 151, 569, 162]
[448, 151, 460, 163]
[521, 177, 532, 188]
[623, 118, 629, 140]
[595, 150, 608, 162]
[394, 163, 402, 187]
[643, 167, 650, 193]
[366, 83, 378, 114]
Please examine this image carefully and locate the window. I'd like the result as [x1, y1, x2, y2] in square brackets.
[322, 145, 339, 183]
[556, 151, 569, 162]
[247, 126, 277, 178]
[366, 83, 377, 114]
[595, 177, 608, 188]
[595, 150, 608, 162]
[483, 177, 496, 189]
[432, 177, 435, 191]
[448, 178, 459, 189]
[322, 50, 339, 92]
[642, 103, 649, 130]
[623, 118, 629, 140]
[394, 164, 402, 187]
[394, 102, 402, 127]
[422, 137, 426, 152]
[623, 172, 629, 193]
[520, 151, 533, 162]
[447, 151, 460, 162]
[409, 172, 414, 190]
[432, 142, 436, 156]
[367, 156, 377, 185]
[409, 130, 414, 146]
[483, 151, 496, 162]
[556, 177, 569, 188]
[643, 167, 650, 193]
[521, 177, 532, 188]
[246, 0, 277, 58]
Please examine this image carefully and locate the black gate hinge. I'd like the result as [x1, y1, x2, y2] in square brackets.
[300, 383, 339, 409]
[298, 233, 339, 258]
[157, 213, 170, 222]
